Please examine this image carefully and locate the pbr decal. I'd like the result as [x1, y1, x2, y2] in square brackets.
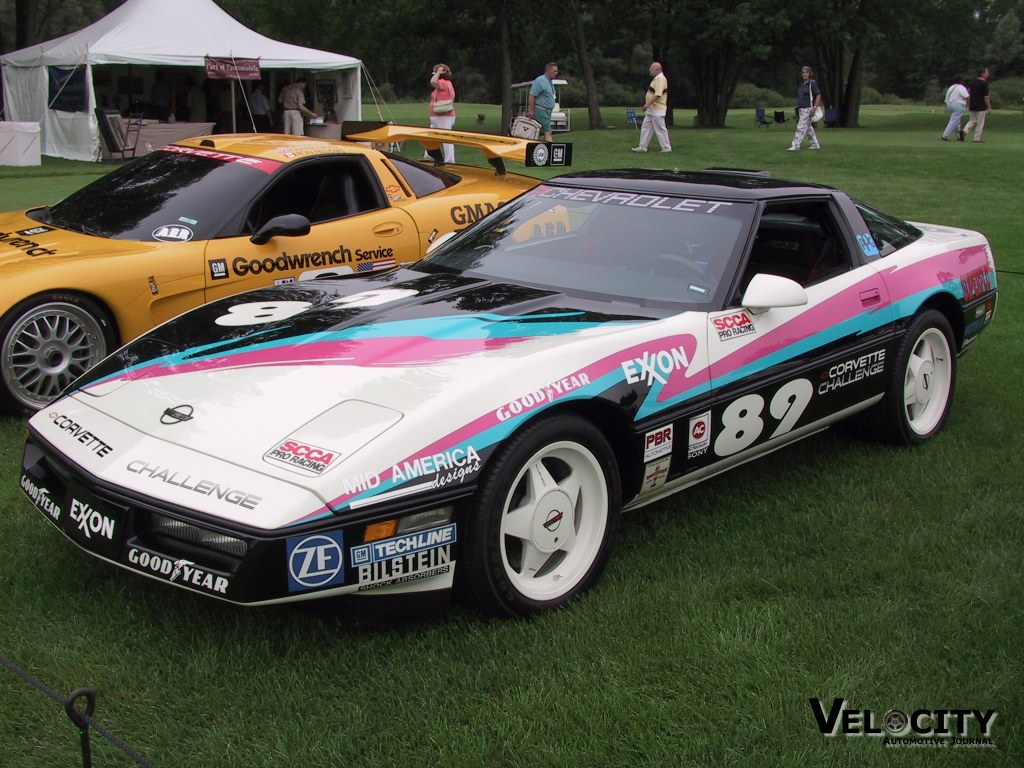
[687, 411, 712, 459]
[640, 456, 671, 494]
[644, 424, 674, 462]
[712, 310, 756, 341]
[263, 439, 339, 476]
[152, 224, 194, 242]
[20, 474, 62, 522]
[350, 523, 456, 566]
[287, 530, 345, 592]
[209, 259, 229, 280]
[128, 548, 229, 594]
[819, 350, 886, 395]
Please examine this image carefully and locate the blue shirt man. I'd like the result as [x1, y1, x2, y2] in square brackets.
[528, 62, 558, 141]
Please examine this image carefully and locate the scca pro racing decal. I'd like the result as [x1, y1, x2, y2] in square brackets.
[263, 439, 339, 476]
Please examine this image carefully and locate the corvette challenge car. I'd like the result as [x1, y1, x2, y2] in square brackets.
[0, 122, 569, 413]
[20, 169, 997, 619]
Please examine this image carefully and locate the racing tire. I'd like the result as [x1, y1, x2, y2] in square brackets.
[864, 309, 957, 446]
[0, 292, 117, 414]
[458, 415, 621, 618]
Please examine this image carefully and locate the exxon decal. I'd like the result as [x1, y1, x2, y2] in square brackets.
[621, 345, 692, 386]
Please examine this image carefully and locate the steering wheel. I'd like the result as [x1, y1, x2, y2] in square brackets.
[643, 252, 708, 279]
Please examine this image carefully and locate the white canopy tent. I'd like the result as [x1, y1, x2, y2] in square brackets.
[1, 0, 362, 161]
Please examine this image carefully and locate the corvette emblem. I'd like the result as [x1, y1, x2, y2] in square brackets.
[160, 404, 194, 424]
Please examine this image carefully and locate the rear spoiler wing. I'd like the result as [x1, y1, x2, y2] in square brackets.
[341, 121, 572, 175]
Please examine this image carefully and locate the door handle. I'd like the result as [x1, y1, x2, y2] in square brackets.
[372, 222, 404, 237]
[859, 288, 881, 306]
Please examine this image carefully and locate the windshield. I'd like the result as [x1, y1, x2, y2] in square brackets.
[418, 183, 755, 307]
[38, 149, 271, 241]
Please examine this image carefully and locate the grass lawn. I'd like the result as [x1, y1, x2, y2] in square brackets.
[0, 105, 1021, 767]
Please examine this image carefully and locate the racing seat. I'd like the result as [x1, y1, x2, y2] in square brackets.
[309, 173, 358, 223]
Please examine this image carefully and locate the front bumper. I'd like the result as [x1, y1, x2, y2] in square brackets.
[20, 434, 459, 607]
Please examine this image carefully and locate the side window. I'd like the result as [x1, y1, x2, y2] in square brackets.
[244, 159, 387, 232]
[855, 200, 922, 257]
[740, 201, 852, 293]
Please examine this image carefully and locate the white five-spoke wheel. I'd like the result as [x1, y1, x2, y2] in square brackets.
[869, 309, 957, 446]
[460, 415, 620, 617]
[0, 293, 116, 413]
[901, 325, 953, 438]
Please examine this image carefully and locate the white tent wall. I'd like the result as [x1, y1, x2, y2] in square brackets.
[0, 0, 361, 161]
[2, 64, 100, 161]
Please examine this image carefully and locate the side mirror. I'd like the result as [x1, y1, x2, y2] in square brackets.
[741, 273, 808, 314]
[425, 230, 458, 255]
[250, 214, 311, 245]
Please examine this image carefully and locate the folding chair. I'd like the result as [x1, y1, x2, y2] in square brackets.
[773, 110, 789, 125]
[754, 108, 771, 128]
[823, 107, 840, 127]
[625, 108, 640, 129]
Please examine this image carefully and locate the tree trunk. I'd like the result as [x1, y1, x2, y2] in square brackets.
[15, 0, 42, 49]
[690, 52, 741, 127]
[568, 0, 602, 129]
[841, 46, 864, 127]
[499, 1, 514, 134]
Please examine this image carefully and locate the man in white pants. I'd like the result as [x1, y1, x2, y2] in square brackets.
[632, 62, 671, 153]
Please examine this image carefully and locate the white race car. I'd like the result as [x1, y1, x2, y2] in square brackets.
[20, 169, 998, 619]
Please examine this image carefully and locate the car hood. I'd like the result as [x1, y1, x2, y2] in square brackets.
[35, 270, 669, 529]
[0, 209, 156, 267]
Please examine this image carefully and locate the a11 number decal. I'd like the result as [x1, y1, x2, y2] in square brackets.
[714, 378, 814, 456]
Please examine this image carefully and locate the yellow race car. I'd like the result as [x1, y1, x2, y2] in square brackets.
[0, 123, 571, 413]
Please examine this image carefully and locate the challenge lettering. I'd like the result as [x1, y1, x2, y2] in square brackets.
[126, 460, 262, 509]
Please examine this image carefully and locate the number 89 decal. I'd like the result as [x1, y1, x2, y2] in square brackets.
[713, 378, 814, 457]
[214, 289, 420, 326]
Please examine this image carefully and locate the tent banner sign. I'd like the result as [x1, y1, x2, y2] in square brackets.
[48, 66, 88, 112]
[205, 57, 261, 80]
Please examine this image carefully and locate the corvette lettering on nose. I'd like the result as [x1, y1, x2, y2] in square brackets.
[621, 346, 692, 386]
